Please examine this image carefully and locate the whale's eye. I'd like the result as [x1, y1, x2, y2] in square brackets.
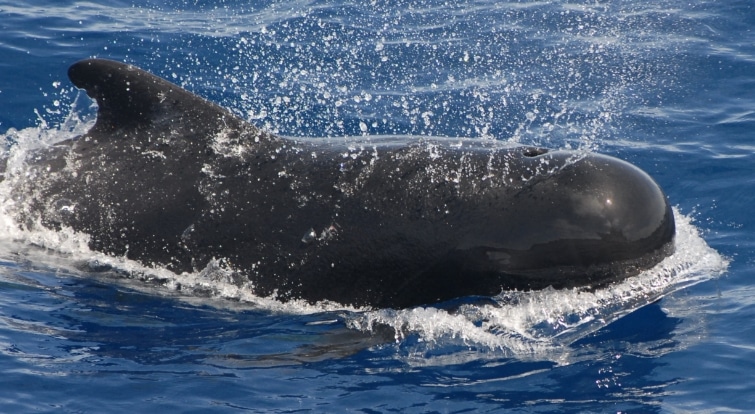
[522, 147, 549, 157]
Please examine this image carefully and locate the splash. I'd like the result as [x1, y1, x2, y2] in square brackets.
[0, 0, 727, 358]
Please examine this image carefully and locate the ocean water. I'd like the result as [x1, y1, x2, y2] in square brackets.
[0, 0, 751, 412]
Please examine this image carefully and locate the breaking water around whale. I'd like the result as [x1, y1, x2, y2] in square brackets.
[0, 86, 726, 355]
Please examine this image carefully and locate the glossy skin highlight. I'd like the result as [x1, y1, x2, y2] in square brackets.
[5, 59, 674, 308]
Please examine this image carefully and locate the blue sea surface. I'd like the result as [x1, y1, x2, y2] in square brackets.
[0, 0, 752, 412]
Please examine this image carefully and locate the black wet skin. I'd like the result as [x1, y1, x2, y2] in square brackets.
[6, 59, 675, 308]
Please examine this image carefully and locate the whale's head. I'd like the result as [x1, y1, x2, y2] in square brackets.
[457, 149, 676, 290]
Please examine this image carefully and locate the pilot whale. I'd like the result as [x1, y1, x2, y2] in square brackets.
[2, 58, 675, 309]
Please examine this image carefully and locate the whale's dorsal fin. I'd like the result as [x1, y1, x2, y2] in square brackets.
[68, 58, 252, 140]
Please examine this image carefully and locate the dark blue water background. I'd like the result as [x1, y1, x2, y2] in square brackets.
[0, 1, 752, 412]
